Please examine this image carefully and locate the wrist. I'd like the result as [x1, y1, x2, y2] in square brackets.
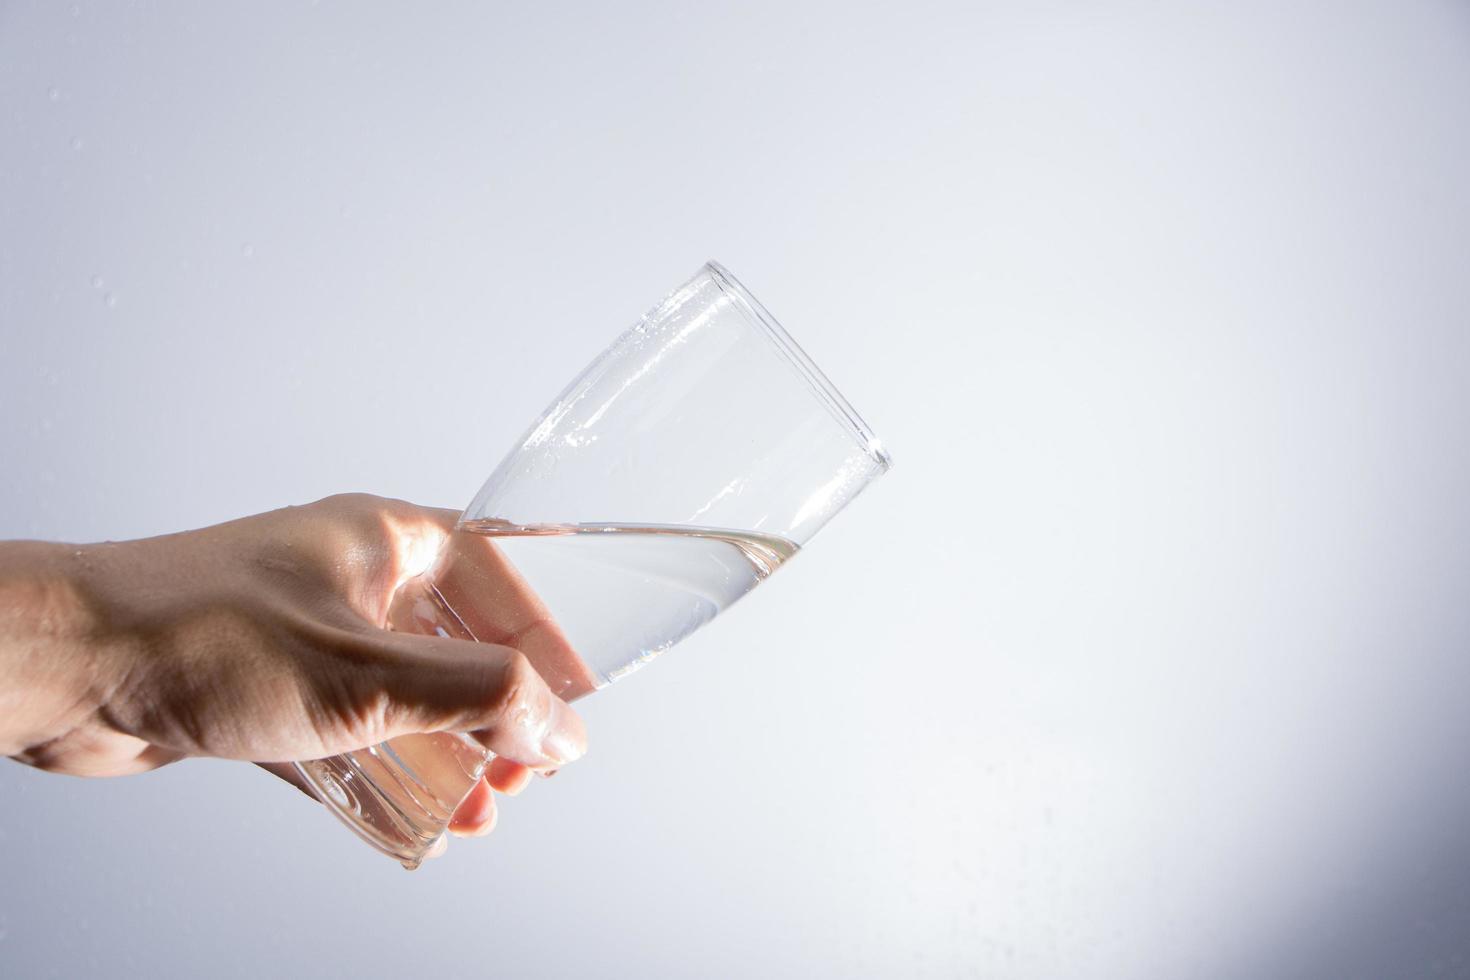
[0, 542, 133, 757]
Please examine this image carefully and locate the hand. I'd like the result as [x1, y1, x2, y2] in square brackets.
[0, 493, 588, 842]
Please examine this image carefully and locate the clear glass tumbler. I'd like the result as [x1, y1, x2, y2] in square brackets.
[294, 261, 891, 866]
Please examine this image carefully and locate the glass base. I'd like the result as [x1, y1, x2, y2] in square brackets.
[295, 731, 489, 869]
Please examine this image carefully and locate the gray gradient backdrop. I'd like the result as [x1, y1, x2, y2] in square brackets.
[3, 2, 1470, 978]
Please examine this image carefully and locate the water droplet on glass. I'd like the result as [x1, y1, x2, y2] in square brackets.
[241, 243, 254, 258]
[104, 292, 117, 308]
[70, 136, 83, 151]
[48, 87, 61, 102]
[69, 3, 80, 17]
[90, 275, 103, 289]
[320, 772, 349, 807]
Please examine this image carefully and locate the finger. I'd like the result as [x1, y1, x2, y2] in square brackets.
[448, 777, 499, 837]
[426, 529, 599, 701]
[485, 755, 534, 796]
[363, 631, 589, 770]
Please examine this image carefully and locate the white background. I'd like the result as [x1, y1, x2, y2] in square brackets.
[4, 2, 1470, 977]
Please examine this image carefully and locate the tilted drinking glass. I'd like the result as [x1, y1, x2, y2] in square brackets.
[294, 261, 891, 866]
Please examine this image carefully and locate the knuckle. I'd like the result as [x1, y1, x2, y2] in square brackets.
[314, 495, 395, 542]
[319, 491, 379, 511]
[486, 651, 544, 729]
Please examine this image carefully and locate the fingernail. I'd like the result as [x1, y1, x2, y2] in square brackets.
[540, 730, 581, 765]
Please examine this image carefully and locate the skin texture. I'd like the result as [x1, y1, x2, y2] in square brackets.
[0, 493, 587, 845]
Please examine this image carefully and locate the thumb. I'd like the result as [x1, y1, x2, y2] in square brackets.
[358, 630, 588, 770]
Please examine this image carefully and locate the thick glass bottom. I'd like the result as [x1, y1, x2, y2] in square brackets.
[295, 731, 488, 869]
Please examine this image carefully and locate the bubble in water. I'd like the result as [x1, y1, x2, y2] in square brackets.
[104, 292, 117, 308]
[241, 243, 254, 258]
[90, 275, 103, 288]
[70, 136, 83, 151]
[48, 87, 61, 102]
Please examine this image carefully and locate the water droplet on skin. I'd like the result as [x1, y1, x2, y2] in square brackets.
[48, 87, 61, 102]
[241, 243, 254, 258]
[90, 275, 103, 288]
[104, 292, 117, 308]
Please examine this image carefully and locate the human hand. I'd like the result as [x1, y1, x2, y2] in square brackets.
[0, 493, 588, 841]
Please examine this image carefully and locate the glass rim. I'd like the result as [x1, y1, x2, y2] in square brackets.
[704, 260, 893, 472]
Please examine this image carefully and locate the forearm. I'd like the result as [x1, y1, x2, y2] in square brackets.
[0, 542, 118, 758]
